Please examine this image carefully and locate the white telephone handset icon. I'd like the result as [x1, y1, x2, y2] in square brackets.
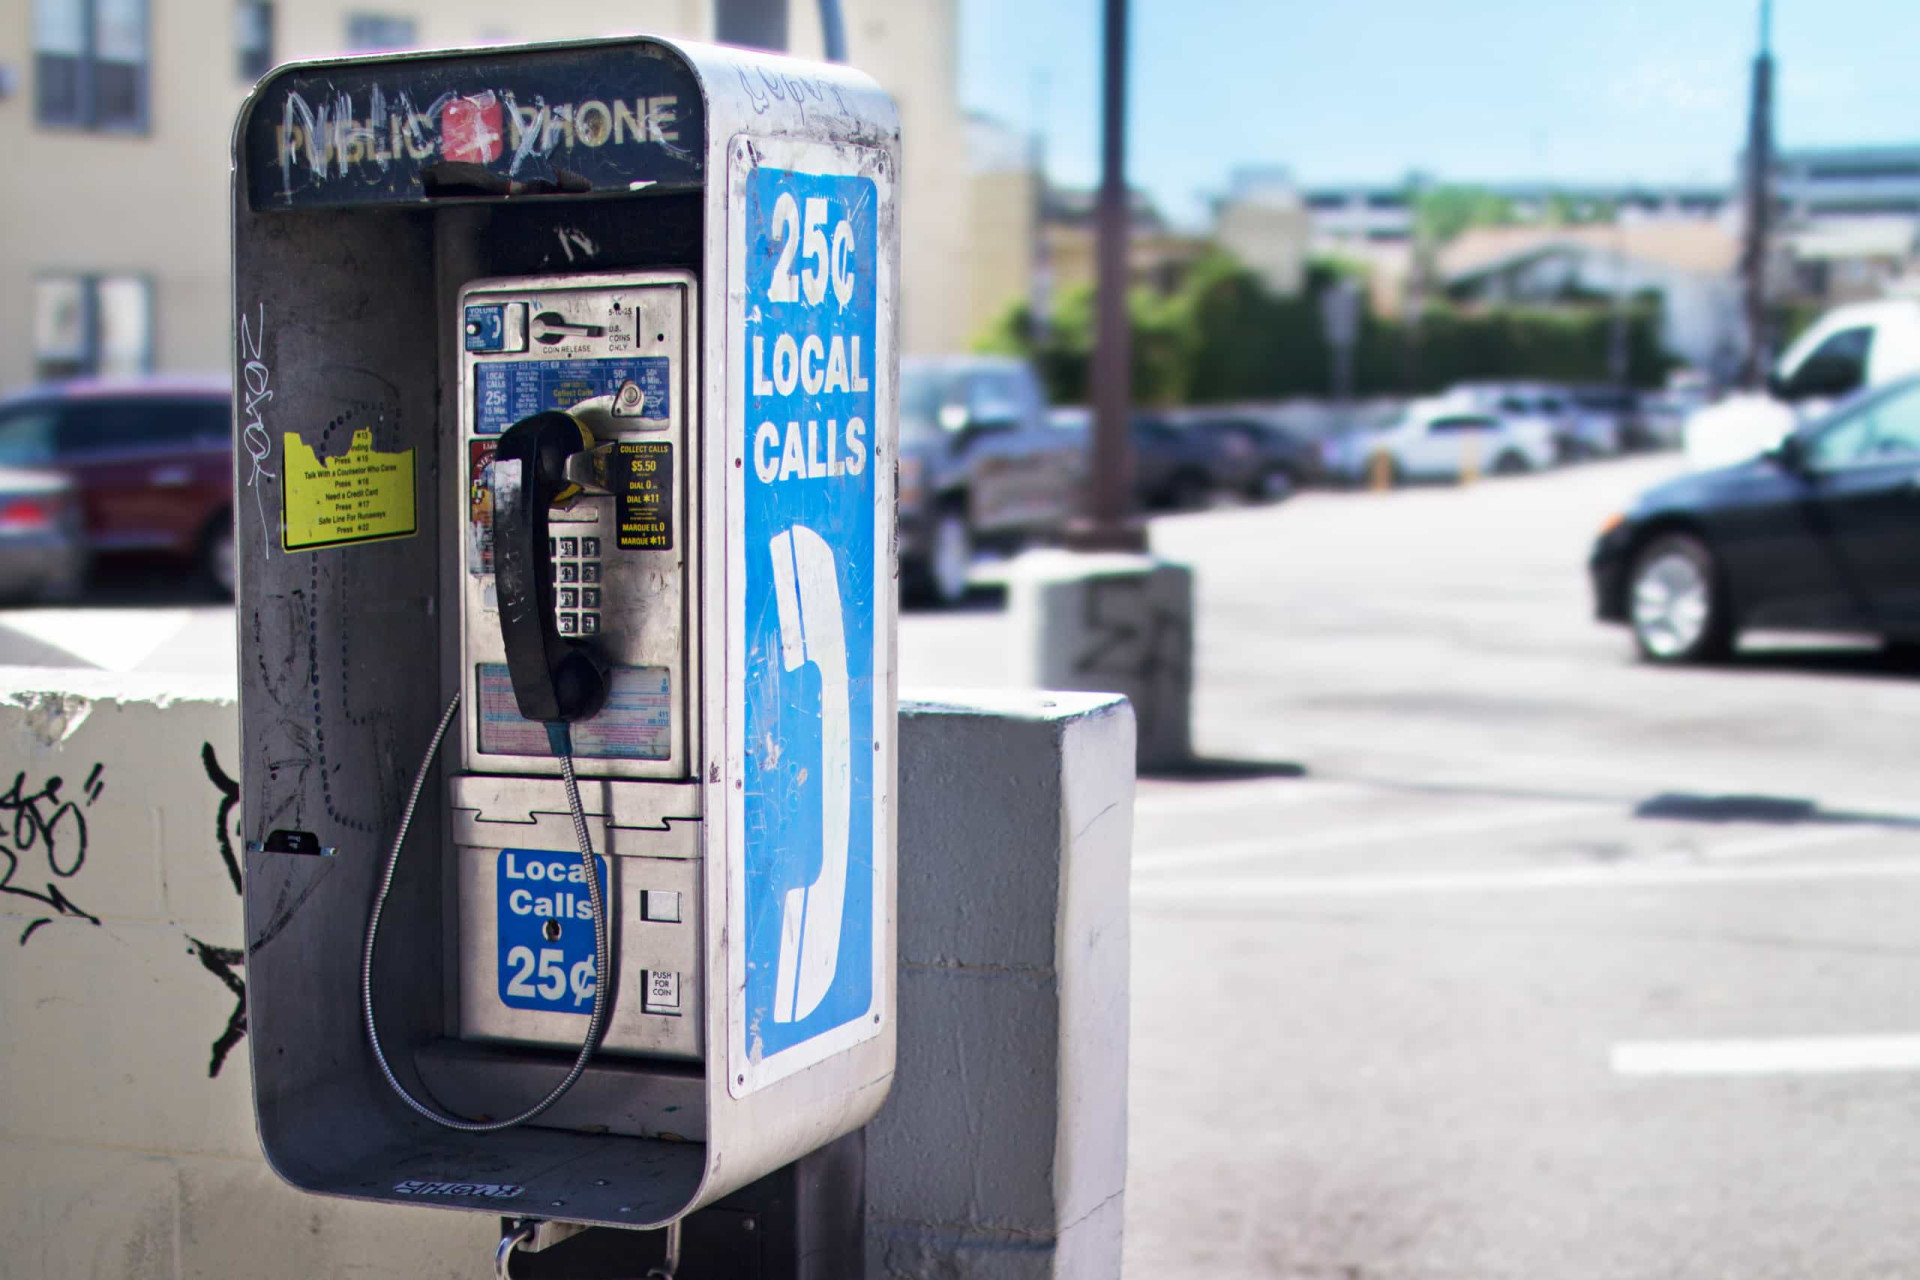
[768, 524, 851, 1024]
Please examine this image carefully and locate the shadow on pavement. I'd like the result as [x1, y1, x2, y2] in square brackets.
[1143, 757, 1309, 783]
[1634, 792, 1920, 829]
[900, 582, 1006, 615]
[1714, 642, 1920, 680]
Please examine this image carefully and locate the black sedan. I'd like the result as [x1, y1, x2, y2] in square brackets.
[1591, 374, 1920, 662]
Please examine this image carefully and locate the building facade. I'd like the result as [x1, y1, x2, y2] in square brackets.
[0, 0, 967, 393]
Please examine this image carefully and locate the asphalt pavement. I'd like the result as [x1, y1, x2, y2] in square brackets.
[4, 456, 1918, 1277]
[907, 456, 1920, 1280]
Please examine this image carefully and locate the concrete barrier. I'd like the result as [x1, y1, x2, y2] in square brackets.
[1005, 551, 1192, 772]
[0, 672, 1133, 1279]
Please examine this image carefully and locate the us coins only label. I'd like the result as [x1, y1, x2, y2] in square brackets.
[615, 440, 673, 550]
[496, 848, 610, 1014]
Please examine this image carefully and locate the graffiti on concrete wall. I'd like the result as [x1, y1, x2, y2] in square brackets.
[1, 765, 106, 946]
[194, 744, 248, 1078]
[1072, 575, 1191, 744]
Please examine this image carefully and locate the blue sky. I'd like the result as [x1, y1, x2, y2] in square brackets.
[957, 0, 1916, 227]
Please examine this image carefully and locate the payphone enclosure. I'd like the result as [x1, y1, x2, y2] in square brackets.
[232, 37, 897, 1228]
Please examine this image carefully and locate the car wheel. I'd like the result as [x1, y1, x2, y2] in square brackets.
[1493, 450, 1530, 475]
[1628, 533, 1730, 663]
[203, 515, 236, 600]
[905, 506, 972, 608]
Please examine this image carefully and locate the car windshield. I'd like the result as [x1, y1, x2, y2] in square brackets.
[0, 407, 57, 467]
[899, 366, 960, 444]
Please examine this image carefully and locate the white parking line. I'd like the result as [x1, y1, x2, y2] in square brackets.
[1132, 802, 1603, 874]
[1132, 853, 1920, 904]
[1134, 778, 1360, 819]
[1611, 1035, 1920, 1077]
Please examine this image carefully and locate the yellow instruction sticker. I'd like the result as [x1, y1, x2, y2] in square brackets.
[281, 428, 417, 552]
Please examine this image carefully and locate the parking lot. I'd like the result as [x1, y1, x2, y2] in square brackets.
[904, 455, 1920, 1279]
[5, 455, 1918, 1276]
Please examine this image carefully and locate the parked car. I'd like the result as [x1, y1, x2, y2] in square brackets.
[1592, 372, 1920, 662]
[0, 466, 87, 602]
[1324, 398, 1557, 484]
[1129, 413, 1229, 509]
[898, 356, 1084, 605]
[0, 378, 234, 596]
[1568, 385, 1660, 452]
[1046, 408, 1232, 511]
[1684, 299, 1920, 470]
[1446, 381, 1601, 458]
[1178, 412, 1323, 499]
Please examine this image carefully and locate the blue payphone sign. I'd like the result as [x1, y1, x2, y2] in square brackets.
[728, 144, 889, 1094]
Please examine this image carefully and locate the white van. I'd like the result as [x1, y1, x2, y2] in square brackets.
[1684, 299, 1920, 469]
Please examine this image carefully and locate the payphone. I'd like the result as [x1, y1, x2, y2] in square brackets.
[231, 35, 898, 1246]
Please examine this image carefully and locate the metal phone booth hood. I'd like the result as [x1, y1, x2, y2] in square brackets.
[231, 36, 899, 1229]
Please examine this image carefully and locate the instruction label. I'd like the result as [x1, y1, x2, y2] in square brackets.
[615, 441, 674, 550]
[496, 848, 610, 1015]
[281, 428, 416, 551]
[475, 663, 671, 760]
[475, 357, 670, 435]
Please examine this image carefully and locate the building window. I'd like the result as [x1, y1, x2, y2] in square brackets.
[33, 0, 149, 131]
[32, 275, 153, 381]
[345, 13, 417, 53]
[235, 2, 274, 81]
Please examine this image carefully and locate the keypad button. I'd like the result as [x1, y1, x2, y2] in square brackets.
[582, 588, 601, 609]
[581, 561, 601, 583]
[558, 613, 579, 635]
[558, 537, 579, 557]
[581, 537, 600, 557]
[557, 588, 578, 609]
[557, 562, 578, 583]
[581, 612, 600, 635]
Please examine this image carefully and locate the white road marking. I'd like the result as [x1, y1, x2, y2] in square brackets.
[1696, 825, 1888, 861]
[1611, 1035, 1920, 1077]
[0, 608, 192, 671]
[1132, 802, 1603, 874]
[1132, 852, 1920, 904]
[1134, 778, 1360, 818]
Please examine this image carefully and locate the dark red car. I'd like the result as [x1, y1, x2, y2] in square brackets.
[0, 377, 234, 596]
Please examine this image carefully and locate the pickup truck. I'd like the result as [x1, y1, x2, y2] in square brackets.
[897, 356, 1085, 605]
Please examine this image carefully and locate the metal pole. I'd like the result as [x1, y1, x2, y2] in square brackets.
[1738, 0, 1774, 389]
[1073, 0, 1142, 550]
[817, 0, 847, 62]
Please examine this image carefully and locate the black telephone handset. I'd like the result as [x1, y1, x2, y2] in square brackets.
[491, 410, 609, 728]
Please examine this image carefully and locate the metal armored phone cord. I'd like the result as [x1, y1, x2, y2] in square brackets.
[362, 692, 612, 1131]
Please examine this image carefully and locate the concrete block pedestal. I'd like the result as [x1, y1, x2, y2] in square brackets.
[1006, 551, 1193, 772]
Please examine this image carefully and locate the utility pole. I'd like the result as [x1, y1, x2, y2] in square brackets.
[1072, 0, 1143, 550]
[1738, 0, 1775, 388]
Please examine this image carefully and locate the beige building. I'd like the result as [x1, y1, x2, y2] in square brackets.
[1211, 167, 1310, 298]
[0, 0, 968, 394]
